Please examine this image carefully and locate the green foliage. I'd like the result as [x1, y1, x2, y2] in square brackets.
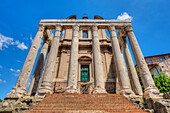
[153, 73, 170, 93]
[0, 99, 3, 102]
[136, 68, 144, 92]
[136, 67, 170, 93]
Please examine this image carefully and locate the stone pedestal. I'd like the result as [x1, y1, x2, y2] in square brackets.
[91, 25, 106, 94]
[38, 25, 62, 96]
[5, 24, 45, 99]
[122, 37, 143, 96]
[125, 25, 159, 99]
[109, 25, 135, 97]
[27, 40, 49, 96]
[65, 25, 79, 93]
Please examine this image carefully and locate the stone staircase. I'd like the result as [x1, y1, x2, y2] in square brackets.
[27, 94, 147, 113]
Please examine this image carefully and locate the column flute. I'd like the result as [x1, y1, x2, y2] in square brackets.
[65, 25, 79, 93]
[38, 25, 62, 96]
[92, 25, 106, 94]
[109, 25, 135, 97]
[125, 25, 159, 99]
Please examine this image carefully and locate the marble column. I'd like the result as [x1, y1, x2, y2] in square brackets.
[27, 39, 49, 96]
[36, 30, 54, 93]
[38, 25, 62, 96]
[65, 25, 79, 93]
[36, 46, 51, 94]
[109, 25, 135, 97]
[125, 25, 159, 99]
[122, 37, 143, 96]
[5, 24, 45, 99]
[91, 25, 106, 94]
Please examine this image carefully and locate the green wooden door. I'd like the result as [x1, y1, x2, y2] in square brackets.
[81, 65, 90, 82]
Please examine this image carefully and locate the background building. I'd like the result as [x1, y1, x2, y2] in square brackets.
[145, 53, 170, 77]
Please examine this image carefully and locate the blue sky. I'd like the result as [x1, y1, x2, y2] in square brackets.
[0, 0, 170, 99]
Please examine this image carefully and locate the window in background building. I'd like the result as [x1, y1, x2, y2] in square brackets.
[82, 30, 88, 38]
[160, 57, 165, 61]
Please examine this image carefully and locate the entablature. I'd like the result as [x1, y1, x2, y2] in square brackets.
[40, 19, 132, 29]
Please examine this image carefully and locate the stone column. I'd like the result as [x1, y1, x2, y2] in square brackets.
[36, 46, 51, 94]
[122, 37, 143, 96]
[38, 25, 62, 96]
[65, 25, 79, 93]
[125, 25, 159, 99]
[109, 25, 135, 97]
[27, 39, 49, 96]
[91, 25, 106, 94]
[5, 24, 45, 99]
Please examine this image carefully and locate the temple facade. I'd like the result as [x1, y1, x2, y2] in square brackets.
[5, 15, 160, 99]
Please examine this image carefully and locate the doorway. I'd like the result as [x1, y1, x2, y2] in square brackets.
[80, 65, 90, 82]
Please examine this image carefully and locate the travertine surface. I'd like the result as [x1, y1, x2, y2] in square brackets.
[38, 25, 62, 96]
[109, 25, 135, 97]
[125, 25, 160, 99]
[91, 25, 106, 94]
[65, 25, 79, 93]
[122, 37, 143, 96]
[27, 39, 49, 96]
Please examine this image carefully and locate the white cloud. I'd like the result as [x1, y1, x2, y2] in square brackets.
[3, 80, 6, 83]
[0, 65, 2, 68]
[16, 60, 22, 63]
[0, 34, 13, 50]
[10, 68, 20, 73]
[10, 68, 14, 72]
[0, 33, 28, 50]
[0, 79, 6, 84]
[10, 68, 20, 76]
[16, 69, 20, 72]
[13, 73, 20, 77]
[117, 12, 133, 21]
[30, 34, 33, 43]
[17, 42, 28, 50]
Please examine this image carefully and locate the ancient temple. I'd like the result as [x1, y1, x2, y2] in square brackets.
[2, 15, 169, 113]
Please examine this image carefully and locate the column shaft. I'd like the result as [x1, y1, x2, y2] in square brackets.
[36, 47, 50, 94]
[125, 26, 159, 99]
[27, 40, 49, 96]
[92, 25, 106, 94]
[6, 24, 45, 98]
[38, 25, 62, 96]
[122, 37, 143, 95]
[65, 25, 79, 93]
[109, 25, 135, 97]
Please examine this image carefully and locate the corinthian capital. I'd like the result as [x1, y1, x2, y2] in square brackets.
[109, 24, 115, 31]
[55, 24, 62, 31]
[38, 24, 45, 32]
[72, 24, 79, 31]
[124, 25, 133, 33]
[91, 24, 98, 31]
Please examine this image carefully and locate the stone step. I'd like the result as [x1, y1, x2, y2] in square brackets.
[26, 94, 147, 113]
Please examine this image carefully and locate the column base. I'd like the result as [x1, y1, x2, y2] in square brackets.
[144, 86, 161, 100]
[38, 86, 52, 97]
[137, 92, 143, 96]
[65, 86, 78, 94]
[5, 87, 26, 99]
[92, 87, 107, 94]
[119, 88, 136, 98]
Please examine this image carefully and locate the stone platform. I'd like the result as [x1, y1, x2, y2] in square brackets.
[26, 94, 147, 113]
